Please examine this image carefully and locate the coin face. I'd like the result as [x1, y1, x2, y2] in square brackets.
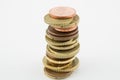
[49, 7, 76, 19]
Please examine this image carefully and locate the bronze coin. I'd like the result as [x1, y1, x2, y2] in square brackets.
[49, 7, 76, 19]
[54, 25, 78, 32]
[46, 26, 78, 37]
[44, 68, 72, 79]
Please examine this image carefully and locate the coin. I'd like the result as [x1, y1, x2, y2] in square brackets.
[43, 57, 79, 72]
[55, 25, 78, 32]
[45, 56, 75, 64]
[46, 44, 80, 59]
[46, 31, 79, 41]
[44, 14, 73, 26]
[49, 7, 76, 19]
[47, 26, 78, 37]
[50, 15, 80, 28]
[45, 35, 78, 46]
[44, 68, 72, 79]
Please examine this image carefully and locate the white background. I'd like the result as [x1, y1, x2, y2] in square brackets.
[0, 0, 120, 80]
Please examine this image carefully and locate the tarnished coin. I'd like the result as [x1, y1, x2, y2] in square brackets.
[44, 68, 72, 79]
[49, 7, 76, 19]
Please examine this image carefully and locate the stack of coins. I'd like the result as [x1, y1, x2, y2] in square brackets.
[43, 7, 80, 79]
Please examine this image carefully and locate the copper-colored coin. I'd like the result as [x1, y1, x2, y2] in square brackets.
[54, 25, 78, 32]
[49, 7, 76, 19]
[44, 68, 72, 79]
[47, 26, 78, 37]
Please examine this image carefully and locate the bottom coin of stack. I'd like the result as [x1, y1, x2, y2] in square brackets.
[43, 7, 80, 79]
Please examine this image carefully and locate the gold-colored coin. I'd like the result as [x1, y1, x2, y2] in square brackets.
[46, 44, 80, 59]
[45, 35, 78, 46]
[48, 41, 79, 50]
[44, 68, 72, 79]
[45, 56, 75, 64]
[43, 57, 79, 72]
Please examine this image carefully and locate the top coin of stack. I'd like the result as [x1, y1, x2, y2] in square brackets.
[44, 7, 79, 32]
[49, 7, 76, 19]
